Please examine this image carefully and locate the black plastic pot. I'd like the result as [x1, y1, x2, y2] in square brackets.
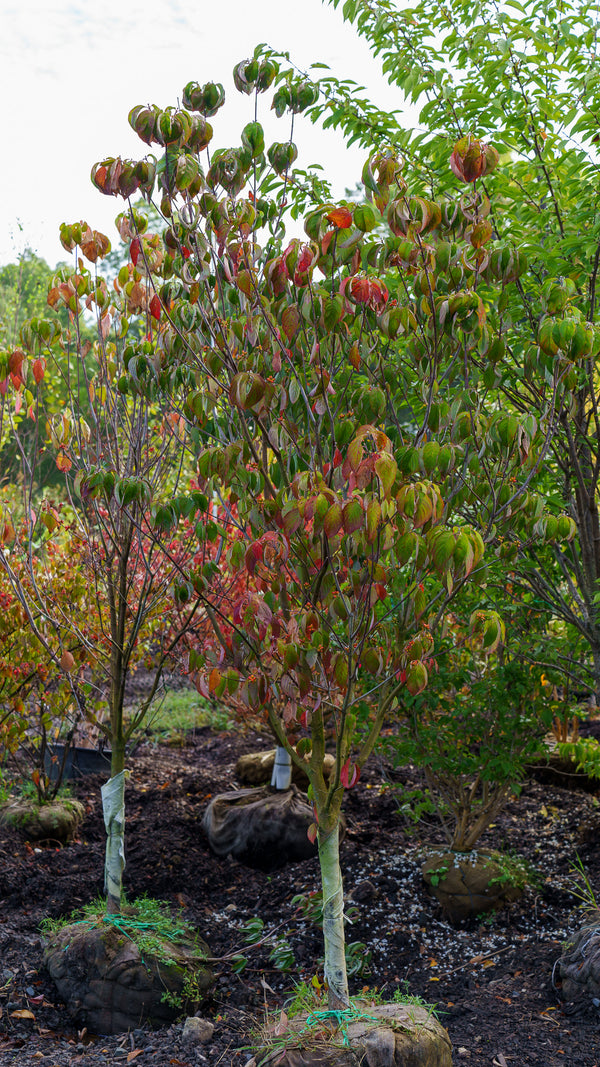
[44, 744, 112, 781]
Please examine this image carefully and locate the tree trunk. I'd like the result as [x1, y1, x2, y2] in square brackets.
[102, 727, 126, 915]
[587, 629, 600, 708]
[270, 745, 292, 790]
[318, 822, 349, 1009]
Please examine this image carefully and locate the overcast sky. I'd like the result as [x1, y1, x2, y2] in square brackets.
[0, 0, 403, 268]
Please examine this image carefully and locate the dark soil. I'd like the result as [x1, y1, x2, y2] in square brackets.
[1, 726, 600, 1066]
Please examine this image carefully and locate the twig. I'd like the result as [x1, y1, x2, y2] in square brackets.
[438, 944, 514, 978]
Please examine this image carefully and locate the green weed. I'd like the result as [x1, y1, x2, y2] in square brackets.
[231, 917, 295, 974]
[568, 854, 600, 916]
[160, 968, 206, 1010]
[486, 851, 537, 892]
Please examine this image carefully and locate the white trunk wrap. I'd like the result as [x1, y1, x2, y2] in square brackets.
[101, 771, 126, 907]
[270, 745, 293, 790]
[318, 823, 349, 1007]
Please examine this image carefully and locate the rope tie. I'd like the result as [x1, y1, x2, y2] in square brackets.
[302, 1006, 381, 1046]
[72, 913, 186, 940]
[67, 912, 190, 971]
[99, 914, 187, 941]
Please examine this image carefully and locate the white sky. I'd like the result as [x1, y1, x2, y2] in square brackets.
[0, 0, 403, 268]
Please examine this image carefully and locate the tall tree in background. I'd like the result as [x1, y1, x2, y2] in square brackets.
[260, 0, 600, 698]
[0, 252, 61, 348]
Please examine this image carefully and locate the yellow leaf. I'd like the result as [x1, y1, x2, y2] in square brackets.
[10, 1009, 35, 1020]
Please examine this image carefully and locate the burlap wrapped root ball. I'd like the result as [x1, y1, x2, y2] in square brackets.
[44, 919, 212, 1034]
[203, 784, 344, 871]
[555, 921, 600, 1009]
[421, 848, 528, 922]
[248, 1001, 452, 1067]
[0, 798, 85, 843]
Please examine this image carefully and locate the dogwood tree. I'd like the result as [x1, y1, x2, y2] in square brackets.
[0, 39, 580, 1001]
[74, 55, 579, 1005]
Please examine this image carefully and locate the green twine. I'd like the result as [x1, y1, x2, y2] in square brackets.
[302, 1006, 381, 1046]
[69, 912, 189, 970]
[98, 913, 188, 941]
[71, 912, 187, 941]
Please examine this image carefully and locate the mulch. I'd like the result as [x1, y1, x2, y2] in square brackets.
[1, 725, 599, 1066]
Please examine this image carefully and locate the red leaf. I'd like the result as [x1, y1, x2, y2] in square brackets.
[56, 451, 72, 472]
[244, 542, 263, 575]
[281, 306, 299, 340]
[1, 520, 15, 543]
[32, 358, 46, 384]
[149, 294, 162, 320]
[349, 276, 371, 304]
[307, 822, 318, 844]
[326, 206, 353, 229]
[94, 165, 108, 191]
[130, 237, 141, 266]
[449, 136, 498, 184]
[294, 246, 315, 285]
[369, 278, 389, 307]
[323, 502, 343, 539]
[195, 674, 210, 699]
[340, 760, 360, 788]
[208, 667, 222, 694]
[9, 350, 25, 387]
[342, 498, 364, 534]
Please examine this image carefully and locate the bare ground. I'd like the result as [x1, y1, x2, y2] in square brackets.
[1, 726, 599, 1066]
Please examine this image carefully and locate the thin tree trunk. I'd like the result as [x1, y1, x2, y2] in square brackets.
[318, 823, 349, 1010]
[102, 730, 126, 915]
[590, 640, 600, 707]
[270, 745, 292, 790]
[101, 545, 130, 915]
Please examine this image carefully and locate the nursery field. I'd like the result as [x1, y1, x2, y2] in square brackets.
[0, 725, 599, 1067]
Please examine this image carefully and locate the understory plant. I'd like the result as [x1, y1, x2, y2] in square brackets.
[557, 737, 600, 781]
[0, 523, 104, 803]
[384, 626, 547, 851]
